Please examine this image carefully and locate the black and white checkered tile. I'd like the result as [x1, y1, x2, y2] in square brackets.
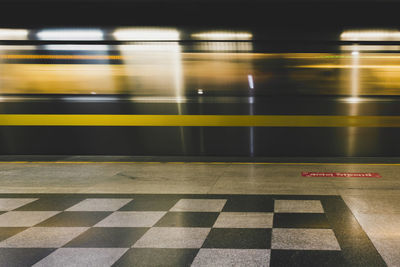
[0, 194, 387, 267]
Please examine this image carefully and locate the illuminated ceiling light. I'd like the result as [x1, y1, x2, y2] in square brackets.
[113, 28, 180, 41]
[248, 75, 254, 89]
[197, 89, 204, 95]
[42, 45, 110, 51]
[36, 29, 104, 41]
[0, 29, 29, 40]
[191, 31, 253, 40]
[341, 30, 400, 41]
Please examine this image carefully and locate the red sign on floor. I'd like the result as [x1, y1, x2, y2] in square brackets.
[302, 172, 381, 178]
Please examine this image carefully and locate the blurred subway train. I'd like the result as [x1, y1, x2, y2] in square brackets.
[1, 2, 400, 157]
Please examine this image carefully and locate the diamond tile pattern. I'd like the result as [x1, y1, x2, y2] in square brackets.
[192, 248, 270, 267]
[0, 211, 60, 227]
[0, 198, 38, 211]
[0, 227, 88, 248]
[170, 199, 227, 212]
[66, 198, 132, 212]
[133, 227, 211, 248]
[214, 212, 273, 228]
[271, 228, 341, 250]
[274, 200, 324, 213]
[95, 211, 166, 227]
[0, 194, 386, 267]
[33, 248, 128, 267]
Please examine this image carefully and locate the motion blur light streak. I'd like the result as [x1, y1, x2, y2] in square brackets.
[341, 45, 400, 52]
[344, 97, 362, 104]
[249, 95, 255, 156]
[36, 29, 104, 41]
[248, 75, 254, 89]
[0, 64, 120, 94]
[194, 42, 253, 52]
[0, 29, 29, 40]
[129, 97, 188, 103]
[0, 55, 120, 60]
[351, 48, 360, 98]
[339, 97, 389, 103]
[113, 28, 179, 41]
[117, 42, 180, 51]
[341, 29, 400, 41]
[42, 45, 111, 51]
[191, 31, 253, 40]
[2, 51, 400, 95]
[116, 40, 186, 151]
[347, 45, 361, 156]
[117, 42, 183, 97]
[61, 96, 120, 102]
[0, 45, 36, 50]
[297, 64, 400, 69]
[129, 97, 258, 104]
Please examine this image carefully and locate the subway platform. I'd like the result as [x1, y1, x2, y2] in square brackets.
[0, 158, 399, 266]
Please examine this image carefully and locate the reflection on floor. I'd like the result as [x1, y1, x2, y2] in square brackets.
[0, 194, 386, 266]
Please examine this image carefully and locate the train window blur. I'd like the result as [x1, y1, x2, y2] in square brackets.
[1, 27, 400, 96]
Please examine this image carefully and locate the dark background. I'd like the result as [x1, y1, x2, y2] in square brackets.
[0, 1, 398, 31]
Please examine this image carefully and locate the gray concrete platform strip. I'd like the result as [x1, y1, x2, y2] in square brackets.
[0, 161, 398, 265]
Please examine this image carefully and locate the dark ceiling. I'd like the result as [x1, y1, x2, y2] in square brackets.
[0, 1, 398, 31]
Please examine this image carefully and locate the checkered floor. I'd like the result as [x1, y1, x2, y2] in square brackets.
[0, 194, 386, 267]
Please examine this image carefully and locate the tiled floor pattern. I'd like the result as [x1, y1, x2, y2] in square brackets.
[0, 194, 386, 267]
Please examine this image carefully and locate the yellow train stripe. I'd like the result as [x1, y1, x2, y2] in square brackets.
[0, 114, 400, 127]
